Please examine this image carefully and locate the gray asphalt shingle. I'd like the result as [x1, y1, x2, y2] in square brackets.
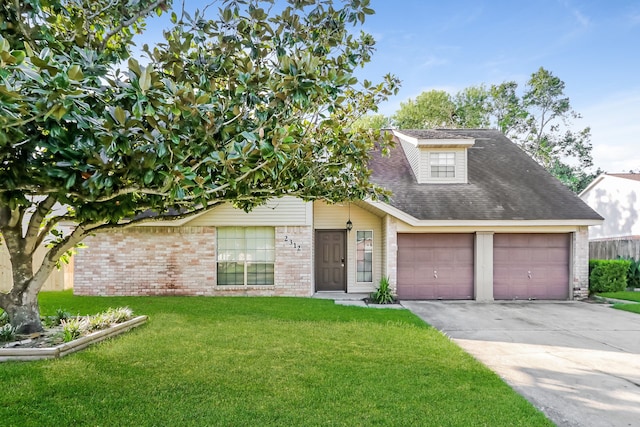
[369, 129, 603, 221]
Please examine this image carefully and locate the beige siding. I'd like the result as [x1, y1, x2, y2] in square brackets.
[0, 242, 71, 292]
[313, 201, 383, 292]
[186, 196, 311, 227]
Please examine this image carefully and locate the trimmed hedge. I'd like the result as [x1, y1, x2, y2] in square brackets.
[589, 259, 630, 293]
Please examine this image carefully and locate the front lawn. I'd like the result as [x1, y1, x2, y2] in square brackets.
[612, 303, 640, 314]
[599, 291, 640, 302]
[0, 291, 552, 426]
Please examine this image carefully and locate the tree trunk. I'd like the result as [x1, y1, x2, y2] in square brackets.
[2, 291, 44, 334]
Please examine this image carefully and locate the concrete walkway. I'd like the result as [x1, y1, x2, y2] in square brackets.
[402, 301, 640, 427]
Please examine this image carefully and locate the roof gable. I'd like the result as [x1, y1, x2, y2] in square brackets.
[369, 129, 603, 222]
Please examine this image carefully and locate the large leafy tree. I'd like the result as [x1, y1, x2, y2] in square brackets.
[0, 0, 399, 333]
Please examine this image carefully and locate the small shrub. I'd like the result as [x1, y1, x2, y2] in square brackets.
[589, 259, 630, 293]
[0, 310, 8, 327]
[616, 256, 640, 289]
[103, 307, 134, 324]
[0, 323, 15, 342]
[370, 277, 396, 304]
[61, 317, 89, 342]
[43, 308, 72, 327]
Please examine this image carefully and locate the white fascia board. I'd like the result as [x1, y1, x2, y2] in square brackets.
[364, 199, 603, 227]
[578, 172, 607, 197]
[392, 130, 474, 148]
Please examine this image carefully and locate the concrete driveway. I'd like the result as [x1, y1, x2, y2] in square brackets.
[401, 301, 640, 427]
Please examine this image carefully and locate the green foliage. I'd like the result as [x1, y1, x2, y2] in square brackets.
[0, 323, 15, 342]
[393, 90, 457, 128]
[370, 276, 396, 304]
[351, 114, 392, 130]
[88, 306, 133, 331]
[58, 306, 133, 341]
[0, 310, 7, 326]
[61, 317, 88, 342]
[616, 256, 640, 288]
[0, 0, 399, 330]
[589, 260, 630, 293]
[43, 308, 71, 327]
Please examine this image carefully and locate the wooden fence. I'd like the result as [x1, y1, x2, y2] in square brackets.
[0, 243, 73, 292]
[590, 239, 640, 260]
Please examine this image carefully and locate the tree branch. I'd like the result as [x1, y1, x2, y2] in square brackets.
[24, 195, 57, 255]
[100, 0, 167, 51]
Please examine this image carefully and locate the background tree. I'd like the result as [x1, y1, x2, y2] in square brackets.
[0, 0, 399, 333]
[393, 90, 457, 128]
[391, 68, 595, 192]
[351, 114, 392, 130]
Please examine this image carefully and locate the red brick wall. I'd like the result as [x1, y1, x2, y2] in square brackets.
[74, 225, 313, 297]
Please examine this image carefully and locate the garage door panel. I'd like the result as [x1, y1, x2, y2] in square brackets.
[397, 234, 474, 300]
[494, 234, 570, 300]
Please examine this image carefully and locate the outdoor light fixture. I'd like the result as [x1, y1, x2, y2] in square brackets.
[346, 219, 353, 231]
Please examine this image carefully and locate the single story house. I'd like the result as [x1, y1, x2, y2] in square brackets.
[74, 129, 603, 301]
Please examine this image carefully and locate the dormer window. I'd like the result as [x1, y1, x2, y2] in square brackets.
[392, 129, 474, 184]
[430, 152, 456, 178]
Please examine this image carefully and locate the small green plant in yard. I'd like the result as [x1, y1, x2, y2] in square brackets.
[0, 310, 8, 326]
[370, 276, 396, 304]
[88, 307, 133, 331]
[0, 323, 15, 342]
[43, 308, 72, 327]
[61, 317, 88, 342]
[589, 259, 630, 293]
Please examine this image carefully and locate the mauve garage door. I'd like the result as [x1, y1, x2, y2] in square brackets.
[397, 234, 474, 300]
[494, 234, 570, 300]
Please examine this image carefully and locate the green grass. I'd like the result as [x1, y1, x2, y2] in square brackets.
[613, 303, 640, 314]
[599, 291, 640, 302]
[0, 291, 552, 427]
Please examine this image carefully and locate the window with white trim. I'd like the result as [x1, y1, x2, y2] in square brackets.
[356, 230, 373, 283]
[217, 227, 275, 286]
[430, 152, 456, 178]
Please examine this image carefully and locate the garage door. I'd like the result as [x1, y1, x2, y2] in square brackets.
[494, 234, 570, 300]
[397, 234, 474, 300]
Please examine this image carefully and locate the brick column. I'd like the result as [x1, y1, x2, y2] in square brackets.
[572, 226, 590, 300]
[384, 215, 398, 293]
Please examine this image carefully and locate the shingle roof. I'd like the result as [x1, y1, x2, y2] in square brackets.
[369, 129, 603, 221]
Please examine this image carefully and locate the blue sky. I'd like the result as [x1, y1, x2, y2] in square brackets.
[135, 0, 640, 173]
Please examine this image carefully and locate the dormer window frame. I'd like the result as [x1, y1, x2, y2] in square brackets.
[429, 151, 457, 179]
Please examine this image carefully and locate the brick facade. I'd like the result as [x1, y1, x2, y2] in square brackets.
[572, 226, 590, 300]
[74, 225, 313, 297]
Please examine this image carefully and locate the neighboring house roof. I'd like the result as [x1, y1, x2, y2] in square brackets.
[606, 173, 640, 182]
[369, 128, 603, 222]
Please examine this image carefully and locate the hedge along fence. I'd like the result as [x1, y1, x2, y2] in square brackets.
[589, 259, 630, 293]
